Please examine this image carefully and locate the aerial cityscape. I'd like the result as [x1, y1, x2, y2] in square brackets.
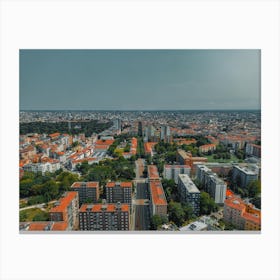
[19, 50, 261, 232]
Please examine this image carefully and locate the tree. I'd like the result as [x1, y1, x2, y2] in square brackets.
[168, 201, 185, 227]
[151, 215, 163, 230]
[200, 191, 218, 215]
[247, 180, 261, 198]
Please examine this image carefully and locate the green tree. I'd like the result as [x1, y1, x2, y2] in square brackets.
[200, 191, 218, 215]
[168, 201, 185, 227]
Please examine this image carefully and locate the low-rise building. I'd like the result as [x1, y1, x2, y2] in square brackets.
[223, 195, 261, 230]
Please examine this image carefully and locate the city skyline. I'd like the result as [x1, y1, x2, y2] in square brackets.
[20, 49, 261, 111]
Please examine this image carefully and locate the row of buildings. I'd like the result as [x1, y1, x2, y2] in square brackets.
[21, 180, 133, 231]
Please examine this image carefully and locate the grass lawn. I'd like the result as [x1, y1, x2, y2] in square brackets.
[19, 208, 49, 222]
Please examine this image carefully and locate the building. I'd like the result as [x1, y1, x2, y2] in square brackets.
[179, 221, 208, 231]
[223, 195, 261, 230]
[160, 125, 172, 143]
[79, 202, 130, 231]
[147, 165, 161, 181]
[149, 180, 167, 217]
[105, 182, 132, 206]
[198, 143, 216, 154]
[20, 221, 68, 231]
[196, 164, 226, 204]
[138, 121, 143, 137]
[178, 174, 200, 216]
[177, 149, 207, 173]
[245, 143, 261, 158]
[71, 181, 100, 206]
[163, 164, 191, 183]
[232, 165, 259, 188]
[49, 191, 79, 230]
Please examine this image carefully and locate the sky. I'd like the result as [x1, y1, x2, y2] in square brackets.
[20, 49, 261, 110]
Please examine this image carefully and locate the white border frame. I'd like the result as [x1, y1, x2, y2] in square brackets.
[1, 1, 280, 280]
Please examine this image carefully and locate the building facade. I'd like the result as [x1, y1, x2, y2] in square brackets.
[163, 164, 191, 183]
[196, 164, 226, 204]
[71, 181, 100, 206]
[105, 182, 132, 206]
[79, 202, 130, 231]
[178, 174, 200, 216]
[232, 165, 259, 188]
[49, 191, 79, 230]
[223, 195, 261, 230]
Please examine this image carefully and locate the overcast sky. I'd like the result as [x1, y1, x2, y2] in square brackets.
[20, 49, 260, 110]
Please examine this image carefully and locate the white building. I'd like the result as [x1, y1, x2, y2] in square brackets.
[163, 165, 191, 183]
[196, 164, 226, 204]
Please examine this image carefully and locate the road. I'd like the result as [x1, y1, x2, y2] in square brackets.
[134, 182, 151, 230]
[19, 200, 58, 211]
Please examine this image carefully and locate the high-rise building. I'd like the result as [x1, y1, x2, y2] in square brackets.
[71, 181, 100, 206]
[232, 165, 259, 188]
[178, 174, 200, 216]
[163, 165, 191, 183]
[105, 182, 132, 206]
[160, 125, 172, 143]
[79, 202, 130, 231]
[49, 191, 79, 230]
[138, 121, 143, 137]
[196, 164, 226, 204]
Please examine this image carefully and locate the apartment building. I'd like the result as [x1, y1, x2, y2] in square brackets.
[198, 143, 216, 153]
[223, 195, 261, 230]
[163, 164, 191, 183]
[245, 143, 261, 158]
[79, 202, 130, 231]
[105, 182, 132, 206]
[49, 191, 79, 230]
[149, 180, 168, 217]
[196, 164, 226, 204]
[177, 149, 207, 173]
[178, 174, 200, 216]
[71, 181, 100, 206]
[232, 165, 259, 188]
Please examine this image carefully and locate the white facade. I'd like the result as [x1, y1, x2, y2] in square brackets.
[163, 165, 191, 183]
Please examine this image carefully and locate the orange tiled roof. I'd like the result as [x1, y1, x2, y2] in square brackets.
[28, 222, 50, 231]
[72, 182, 99, 188]
[49, 132, 60, 138]
[150, 180, 167, 206]
[50, 192, 78, 213]
[106, 182, 132, 188]
[148, 165, 160, 180]
[52, 221, 68, 230]
[80, 203, 129, 213]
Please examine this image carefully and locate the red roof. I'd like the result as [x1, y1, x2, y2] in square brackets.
[80, 203, 129, 213]
[148, 165, 160, 180]
[106, 182, 132, 188]
[50, 192, 78, 213]
[72, 182, 99, 188]
[150, 180, 167, 206]
[52, 221, 68, 230]
[28, 222, 50, 231]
